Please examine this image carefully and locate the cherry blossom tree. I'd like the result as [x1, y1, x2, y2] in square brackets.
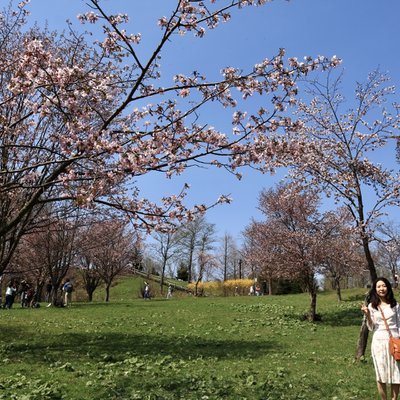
[320, 209, 365, 302]
[268, 70, 400, 283]
[7, 203, 91, 302]
[76, 222, 105, 302]
[8, 233, 47, 299]
[78, 254, 102, 302]
[259, 70, 400, 356]
[244, 183, 360, 321]
[25, 215, 79, 305]
[0, 0, 340, 276]
[77, 219, 143, 301]
[88, 220, 141, 302]
[243, 222, 282, 295]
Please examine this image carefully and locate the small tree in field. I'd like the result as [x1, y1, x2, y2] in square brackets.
[151, 230, 180, 293]
[218, 233, 240, 281]
[194, 222, 217, 296]
[89, 220, 141, 302]
[320, 209, 365, 302]
[175, 216, 215, 283]
[244, 183, 360, 321]
[0, 0, 340, 277]
[76, 223, 103, 302]
[20, 215, 79, 305]
[78, 256, 102, 302]
[242, 222, 282, 296]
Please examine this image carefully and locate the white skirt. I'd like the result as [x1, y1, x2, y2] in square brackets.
[372, 337, 400, 383]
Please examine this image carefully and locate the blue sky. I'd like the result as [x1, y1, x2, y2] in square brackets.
[24, 0, 400, 242]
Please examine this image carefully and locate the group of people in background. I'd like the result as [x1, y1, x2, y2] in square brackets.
[249, 284, 262, 296]
[2, 278, 38, 309]
[1, 277, 73, 309]
[3, 276, 175, 306]
[142, 281, 174, 300]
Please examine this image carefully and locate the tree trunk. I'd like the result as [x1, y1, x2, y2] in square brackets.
[304, 271, 318, 322]
[51, 287, 61, 306]
[268, 277, 273, 295]
[187, 248, 194, 283]
[105, 283, 111, 302]
[355, 319, 369, 360]
[334, 276, 342, 302]
[35, 280, 44, 303]
[223, 240, 228, 281]
[83, 275, 100, 302]
[308, 290, 317, 322]
[160, 260, 166, 294]
[362, 235, 377, 282]
[194, 280, 199, 296]
[85, 281, 97, 302]
[355, 236, 376, 359]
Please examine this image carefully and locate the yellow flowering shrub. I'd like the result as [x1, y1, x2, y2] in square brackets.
[187, 279, 254, 296]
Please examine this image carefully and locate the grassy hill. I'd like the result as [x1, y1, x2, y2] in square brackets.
[85, 275, 188, 303]
[0, 280, 380, 399]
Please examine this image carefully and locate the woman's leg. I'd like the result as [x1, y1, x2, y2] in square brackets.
[377, 381, 387, 400]
[391, 383, 400, 400]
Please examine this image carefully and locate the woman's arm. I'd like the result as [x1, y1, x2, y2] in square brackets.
[361, 303, 374, 331]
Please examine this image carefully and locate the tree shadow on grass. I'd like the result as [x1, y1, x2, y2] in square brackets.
[321, 307, 363, 327]
[69, 300, 177, 309]
[6, 331, 280, 365]
[69, 301, 138, 307]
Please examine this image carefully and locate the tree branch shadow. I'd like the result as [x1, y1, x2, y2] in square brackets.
[2, 330, 280, 365]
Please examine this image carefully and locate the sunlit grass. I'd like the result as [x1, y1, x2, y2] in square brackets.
[0, 282, 380, 399]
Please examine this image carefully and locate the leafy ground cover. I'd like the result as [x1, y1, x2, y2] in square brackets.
[0, 282, 380, 399]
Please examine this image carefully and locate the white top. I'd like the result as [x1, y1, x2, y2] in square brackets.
[366, 303, 400, 340]
[5, 286, 16, 296]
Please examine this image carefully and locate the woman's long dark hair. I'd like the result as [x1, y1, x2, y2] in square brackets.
[369, 277, 397, 310]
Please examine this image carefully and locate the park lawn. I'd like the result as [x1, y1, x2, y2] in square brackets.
[0, 284, 380, 399]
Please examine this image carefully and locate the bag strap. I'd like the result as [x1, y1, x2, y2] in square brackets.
[379, 305, 393, 338]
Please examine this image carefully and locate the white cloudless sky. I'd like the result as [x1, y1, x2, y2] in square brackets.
[24, 0, 400, 242]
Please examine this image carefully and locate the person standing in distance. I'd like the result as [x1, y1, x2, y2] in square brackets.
[362, 277, 400, 400]
[62, 278, 73, 307]
[143, 281, 150, 300]
[166, 284, 173, 299]
[4, 280, 17, 309]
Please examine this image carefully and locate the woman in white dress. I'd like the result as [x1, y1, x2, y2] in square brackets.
[362, 277, 400, 400]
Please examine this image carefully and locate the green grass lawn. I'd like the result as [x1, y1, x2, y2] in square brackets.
[0, 282, 381, 399]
